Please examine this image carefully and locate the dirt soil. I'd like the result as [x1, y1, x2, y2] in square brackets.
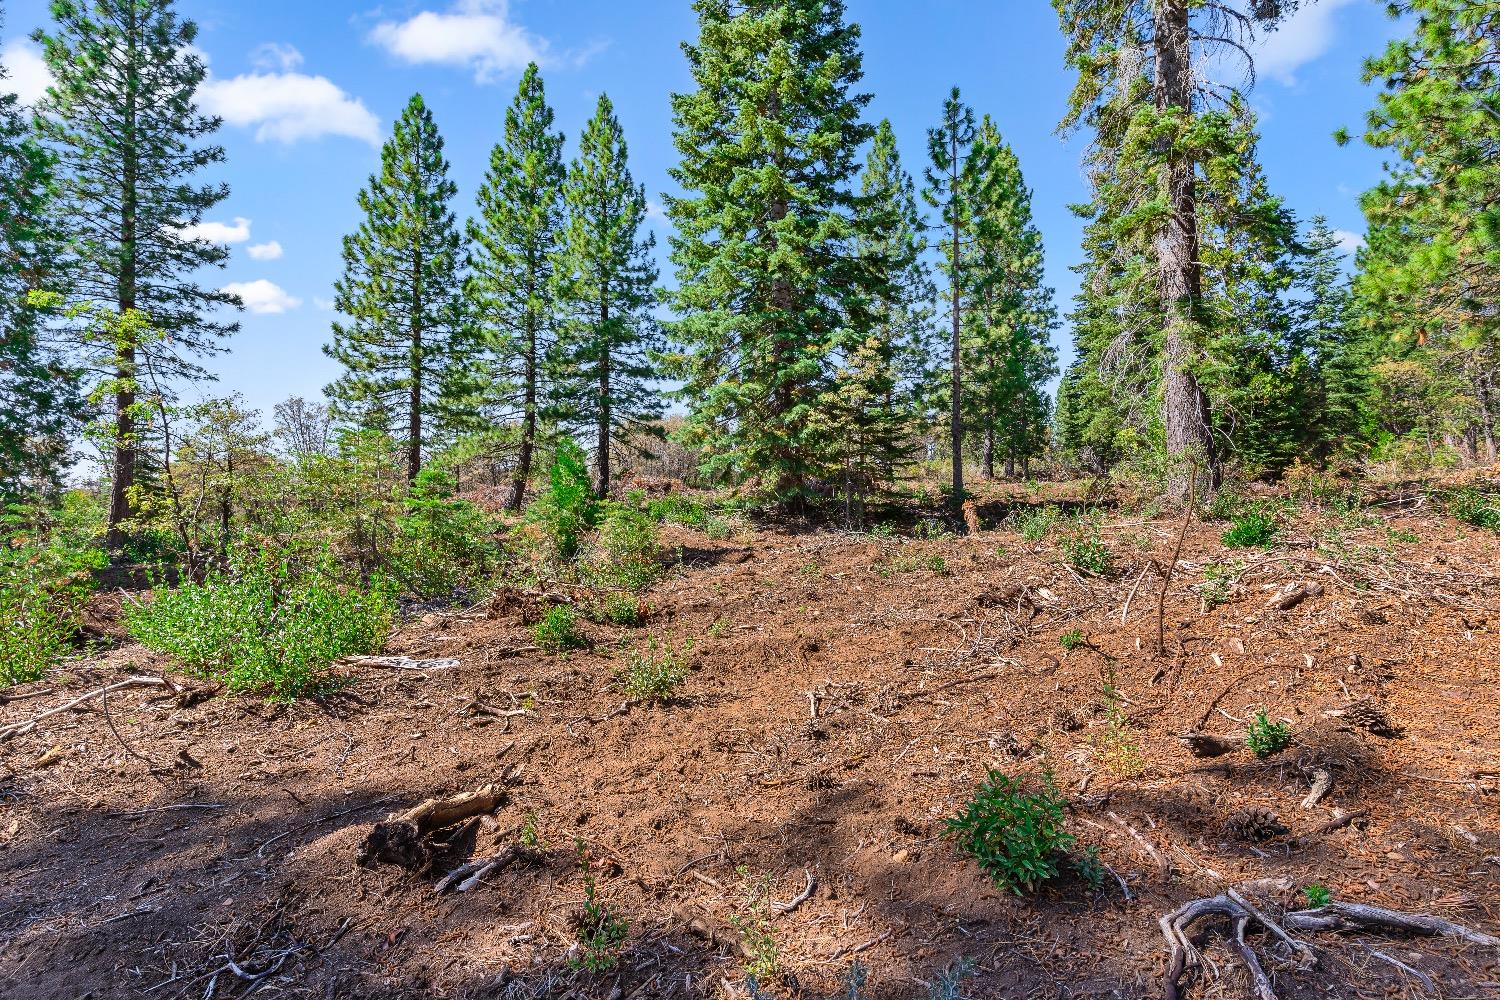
[2, 482, 1498, 1000]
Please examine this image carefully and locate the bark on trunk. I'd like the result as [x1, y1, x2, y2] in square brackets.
[508, 318, 537, 511]
[948, 134, 964, 511]
[982, 425, 995, 480]
[106, 5, 142, 551]
[1153, 0, 1219, 499]
[1477, 372, 1496, 465]
[596, 299, 612, 496]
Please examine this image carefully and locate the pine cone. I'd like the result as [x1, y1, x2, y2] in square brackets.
[1225, 806, 1288, 842]
[1326, 699, 1402, 738]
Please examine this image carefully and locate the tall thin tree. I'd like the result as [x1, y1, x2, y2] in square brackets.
[35, 0, 239, 545]
[324, 94, 467, 482]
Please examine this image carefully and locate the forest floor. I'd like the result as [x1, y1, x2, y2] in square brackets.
[1, 478, 1498, 1000]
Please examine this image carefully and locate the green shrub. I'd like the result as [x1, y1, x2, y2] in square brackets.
[1061, 533, 1113, 576]
[617, 640, 687, 701]
[570, 840, 629, 972]
[0, 503, 107, 687]
[1246, 710, 1291, 758]
[1303, 882, 1331, 907]
[1014, 504, 1061, 541]
[587, 592, 644, 627]
[524, 439, 599, 561]
[533, 605, 583, 651]
[1222, 507, 1278, 548]
[1058, 629, 1085, 651]
[644, 494, 708, 528]
[1448, 487, 1500, 531]
[586, 504, 661, 591]
[126, 560, 394, 699]
[387, 468, 504, 600]
[946, 770, 1076, 894]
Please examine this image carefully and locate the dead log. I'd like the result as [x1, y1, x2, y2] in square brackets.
[357, 784, 506, 872]
[1300, 768, 1333, 809]
[1266, 581, 1324, 611]
[1283, 902, 1500, 946]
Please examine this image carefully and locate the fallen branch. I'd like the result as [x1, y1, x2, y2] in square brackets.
[1286, 809, 1367, 850]
[1266, 581, 1324, 611]
[1155, 482, 1196, 658]
[1180, 731, 1241, 758]
[1300, 768, 1333, 809]
[1283, 902, 1500, 946]
[1108, 810, 1173, 880]
[773, 870, 816, 915]
[0, 676, 176, 741]
[344, 655, 460, 671]
[434, 844, 535, 894]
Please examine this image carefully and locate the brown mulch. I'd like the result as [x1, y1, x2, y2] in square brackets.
[1, 482, 1497, 999]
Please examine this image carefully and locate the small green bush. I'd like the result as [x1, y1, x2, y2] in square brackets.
[1061, 533, 1113, 576]
[1014, 504, 1061, 541]
[1246, 710, 1291, 758]
[1222, 507, 1278, 548]
[524, 439, 599, 561]
[1448, 487, 1500, 531]
[1058, 629, 1085, 651]
[0, 503, 107, 686]
[1302, 882, 1331, 907]
[387, 468, 503, 600]
[570, 840, 629, 972]
[946, 770, 1076, 894]
[644, 494, 708, 528]
[617, 640, 687, 701]
[587, 592, 644, 626]
[126, 560, 394, 699]
[534, 605, 583, 651]
[586, 504, 662, 592]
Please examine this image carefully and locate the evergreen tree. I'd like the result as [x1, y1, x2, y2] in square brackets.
[1293, 217, 1367, 462]
[963, 121, 1057, 480]
[466, 63, 567, 509]
[1348, 0, 1500, 463]
[559, 94, 662, 495]
[1, 21, 76, 499]
[923, 86, 993, 508]
[666, 0, 882, 507]
[324, 94, 467, 483]
[35, 0, 239, 545]
[1054, 0, 1305, 495]
[834, 118, 936, 520]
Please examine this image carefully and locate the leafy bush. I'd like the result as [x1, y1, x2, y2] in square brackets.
[387, 468, 504, 600]
[1246, 710, 1291, 758]
[729, 867, 779, 981]
[0, 502, 107, 687]
[586, 504, 662, 591]
[644, 493, 708, 528]
[1448, 487, 1500, 531]
[1222, 507, 1278, 548]
[1014, 504, 1061, 541]
[586, 591, 645, 626]
[524, 439, 599, 561]
[946, 771, 1076, 894]
[1061, 532, 1113, 576]
[570, 840, 629, 972]
[1058, 629, 1085, 651]
[617, 640, 687, 701]
[533, 605, 583, 651]
[1303, 882, 1331, 907]
[126, 560, 394, 699]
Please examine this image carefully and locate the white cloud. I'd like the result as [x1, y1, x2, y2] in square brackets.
[1254, 0, 1359, 86]
[180, 216, 253, 244]
[247, 240, 284, 261]
[313, 297, 336, 312]
[1332, 229, 1366, 255]
[251, 42, 303, 72]
[223, 279, 302, 314]
[2, 41, 53, 105]
[200, 69, 381, 145]
[368, 0, 548, 82]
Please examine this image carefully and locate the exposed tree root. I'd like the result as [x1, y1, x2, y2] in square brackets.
[357, 783, 507, 872]
[1162, 882, 1499, 1000]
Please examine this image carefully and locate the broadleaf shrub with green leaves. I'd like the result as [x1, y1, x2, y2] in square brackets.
[1221, 506, 1279, 548]
[0, 500, 107, 687]
[125, 559, 395, 699]
[533, 605, 583, 651]
[586, 503, 662, 592]
[1447, 487, 1500, 531]
[617, 640, 687, 701]
[946, 770, 1076, 894]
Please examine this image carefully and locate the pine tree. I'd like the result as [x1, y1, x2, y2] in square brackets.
[1054, 0, 1305, 496]
[963, 121, 1057, 480]
[1, 22, 76, 500]
[466, 63, 567, 509]
[667, 0, 882, 507]
[1294, 218, 1367, 461]
[324, 94, 467, 483]
[833, 118, 936, 520]
[923, 87, 994, 509]
[559, 94, 662, 495]
[1349, 0, 1500, 464]
[35, 0, 239, 545]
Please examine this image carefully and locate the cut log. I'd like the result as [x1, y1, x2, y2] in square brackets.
[357, 784, 506, 872]
[1266, 581, 1324, 611]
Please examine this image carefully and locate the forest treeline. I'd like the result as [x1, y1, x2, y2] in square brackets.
[1, 0, 1497, 547]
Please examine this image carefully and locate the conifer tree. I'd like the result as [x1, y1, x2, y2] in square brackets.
[1295, 218, 1368, 461]
[35, 0, 239, 545]
[667, 0, 882, 507]
[1054, 0, 1305, 495]
[559, 94, 661, 495]
[324, 94, 467, 483]
[923, 87, 993, 508]
[1, 21, 76, 499]
[466, 63, 567, 509]
[833, 118, 936, 518]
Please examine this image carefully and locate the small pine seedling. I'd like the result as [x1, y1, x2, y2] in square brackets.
[1246, 710, 1291, 758]
[1059, 629, 1085, 651]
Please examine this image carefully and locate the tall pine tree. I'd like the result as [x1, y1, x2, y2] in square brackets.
[36, 0, 239, 545]
[666, 0, 882, 507]
[923, 87, 993, 508]
[466, 63, 567, 509]
[558, 94, 662, 495]
[1, 18, 76, 499]
[324, 94, 467, 483]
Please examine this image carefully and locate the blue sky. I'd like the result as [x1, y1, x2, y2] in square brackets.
[2, 0, 1404, 422]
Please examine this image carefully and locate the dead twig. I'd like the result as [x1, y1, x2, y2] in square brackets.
[773, 870, 816, 915]
[0, 676, 177, 741]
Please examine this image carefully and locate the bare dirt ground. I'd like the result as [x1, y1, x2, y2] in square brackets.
[2, 481, 1498, 1000]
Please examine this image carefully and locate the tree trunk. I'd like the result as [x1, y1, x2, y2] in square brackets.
[596, 299, 612, 496]
[982, 425, 995, 480]
[1477, 371, 1497, 465]
[1004, 453, 1015, 479]
[106, 4, 142, 551]
[1153, 0, 1219, 499]
[949, 135, 964, 511]
[508, 315, 537, 511]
